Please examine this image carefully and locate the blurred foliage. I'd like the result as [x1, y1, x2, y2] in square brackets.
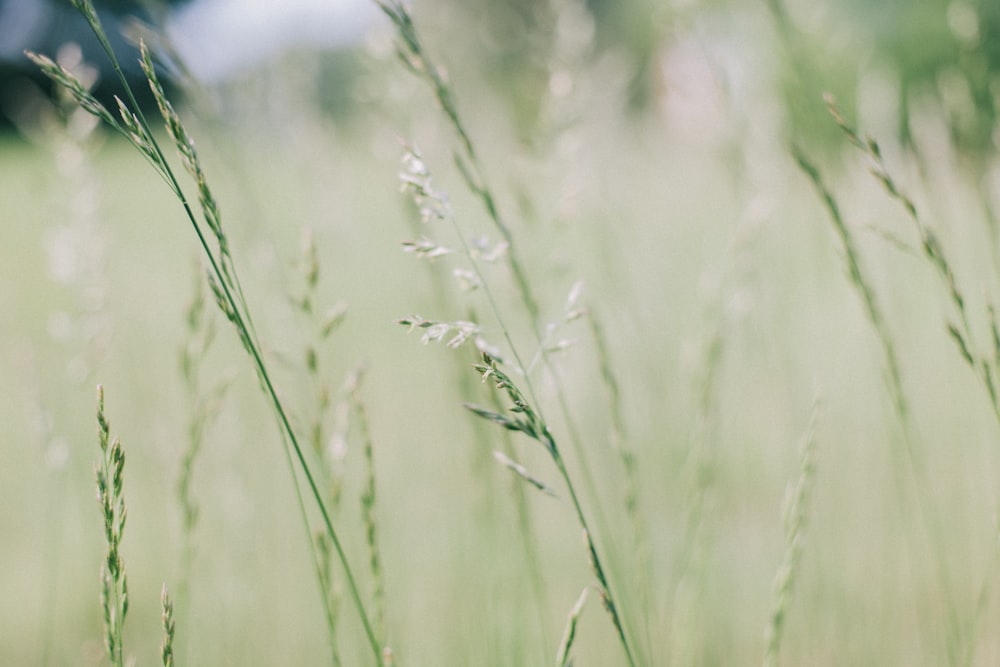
[770, 0, 1000, 163]
[586, 0, 669, 109]
[764, 0, 853, 151]
[853, 0, 998, 164]
[426, 0, 672, 140]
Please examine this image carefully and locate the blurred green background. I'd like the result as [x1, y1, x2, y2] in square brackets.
[4, 0, 1000, 665]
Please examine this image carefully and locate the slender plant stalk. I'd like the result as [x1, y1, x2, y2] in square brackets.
[31, 2, 384, 662]
[793, 142, 963, 662]
[763, 399, 820, 667]
[293, 229, 353, 665]
[467, 355, 638, 666]
[399, 146, 637, 662]
[349, 370, 388, 645]
[821, 96, 1000, 666]
[375, 0, 609, 535]
[585, 306, 652, 653]
[668, 218, 759, 664]
[175, 262, 229, 657]
[824, 97, 1000, 422]
[21, 51, 109, 666]
[400, 182, 553, 658]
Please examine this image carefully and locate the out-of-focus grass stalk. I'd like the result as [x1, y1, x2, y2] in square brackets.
[763, 399, 820, 667]
[793, 142, 962, 662]
[585, 306, 651, 649]
[767, 0, 975, 659]
[175, 263, 229, 657]
[349, 370, 388, 646]
[293, 230, 353, 665]
[824, 97, 999, 421]
[821, 96, 1000, 666]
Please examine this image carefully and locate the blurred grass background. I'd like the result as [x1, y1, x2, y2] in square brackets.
[4, 0, 1000, 664]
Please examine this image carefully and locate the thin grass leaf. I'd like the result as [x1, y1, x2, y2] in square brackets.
[464, 403, 529, 434]
[764, 401, 820, 667]
[555, 586, 591, 667]
[493, 451, 558, 498]
[948, 322, 975, 366]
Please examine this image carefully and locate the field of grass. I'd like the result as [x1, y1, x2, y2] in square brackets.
[4, 0, 1000, 665]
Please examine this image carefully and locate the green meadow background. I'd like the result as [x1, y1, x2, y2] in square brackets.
[4, 0, 1000, 664]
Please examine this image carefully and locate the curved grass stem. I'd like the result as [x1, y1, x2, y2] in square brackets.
[39, 2, 385, 663]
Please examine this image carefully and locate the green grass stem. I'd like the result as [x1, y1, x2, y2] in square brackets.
[33, 3, 385, 662]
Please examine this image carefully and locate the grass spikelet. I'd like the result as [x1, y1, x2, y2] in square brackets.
[96, 385, 128, 667]
[400, 238, 452, 260]
[398, 315, 481, 348]
[160, 585, 175, 667]
[555, 586, 591, 667]
[348, 370, 389, 652]
[763, 400, 820, 667]
[492, 451, 558, 498]
[23, 51, 118, 131]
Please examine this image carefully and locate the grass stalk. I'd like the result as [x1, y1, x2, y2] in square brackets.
[400, 195, 553, 653]
[349, 370, 388, 647]
[763, 398, 820, 667]
[821, 96, 1000, 666]
[467, 354, 638, 666]
[293, 230, 351, 664]
[31, 2, 384, 662]
[824, 97, 1000, 422]
[175, 262, 229, 654]
[399, 146, 636, 662]
[793, 142, 963, 662]
[554, 586, 591, 667]
[668, 217, 759, 664]
[376, 0, 608, 537]
[585, 306, 651, 653]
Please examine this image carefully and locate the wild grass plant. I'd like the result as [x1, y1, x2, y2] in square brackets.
[10, 0, 1000, 665]
[174, 262, 229, 651]
[30, 0, 386, 663]
[810, 96, 1000, 667]
[96, 384, 178, 667]
[94, 385, 130, 667]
